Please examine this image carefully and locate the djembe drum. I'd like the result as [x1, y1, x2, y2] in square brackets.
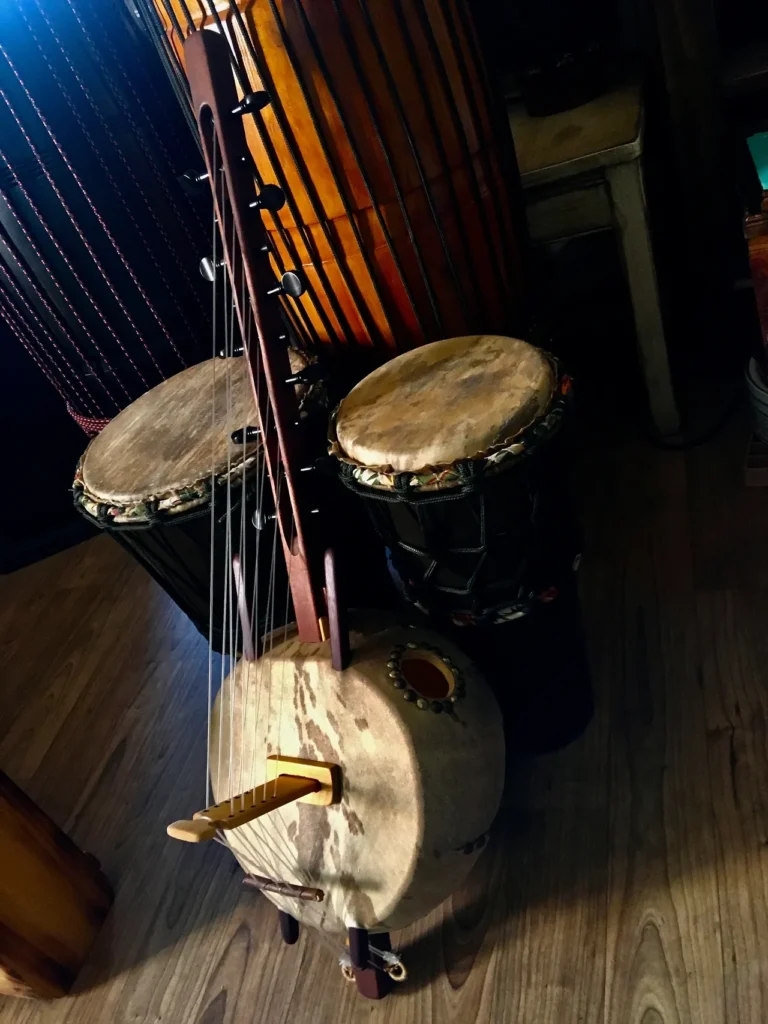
[73, 353, 318, 651]
[330, 334, 592, 752]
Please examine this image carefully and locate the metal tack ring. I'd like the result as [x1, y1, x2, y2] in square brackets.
[386, 641, 464, 712]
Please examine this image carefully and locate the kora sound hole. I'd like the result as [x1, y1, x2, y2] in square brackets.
[400, 651, 454, 699]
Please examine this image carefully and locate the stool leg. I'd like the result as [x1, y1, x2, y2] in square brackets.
[608, 158, 681, 437]
[348, 927, 394, 1000]
[278, 910, 299, 945]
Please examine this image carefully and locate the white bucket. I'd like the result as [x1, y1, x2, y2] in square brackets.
[746, 357, 768, 442]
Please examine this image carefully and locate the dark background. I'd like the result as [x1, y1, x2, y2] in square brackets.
[4, 0, 768, 571]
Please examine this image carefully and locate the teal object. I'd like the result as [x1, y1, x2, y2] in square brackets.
[748, 132, 768, 192]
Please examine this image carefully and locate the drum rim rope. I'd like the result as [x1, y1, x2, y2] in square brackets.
[72, 450, 259, 528]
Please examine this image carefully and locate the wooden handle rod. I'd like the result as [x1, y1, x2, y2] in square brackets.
[243, 874, 324, 902]
[167, 756, 341, 843]
[167, 774, 320, 843]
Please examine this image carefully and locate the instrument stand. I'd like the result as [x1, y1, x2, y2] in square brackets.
[348, 927, 394, 1000]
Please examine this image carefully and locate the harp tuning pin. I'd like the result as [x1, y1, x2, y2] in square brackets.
[218, 344, 245, 358]
[178, 169, 209, 196]
[267, 270, 306, 299]
[249, 184, 285, 213]
[199, 256, 224, 282]
[231, 426, 261, 444]
[285, 362, 323, 386]
[232, 91, 270, 116]
[253, 510, 277, 529]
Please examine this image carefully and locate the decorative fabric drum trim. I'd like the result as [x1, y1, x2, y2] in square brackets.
[410, 565, 581, 629]
[72, 350, 324, 529]
[72, 449, 259, 527]
[329, 369, 571, 495]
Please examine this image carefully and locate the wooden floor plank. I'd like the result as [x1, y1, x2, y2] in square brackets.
[4, 425, 768, 1021]
[687, 417, 768, 1023]
[598, 446, 723, 1024]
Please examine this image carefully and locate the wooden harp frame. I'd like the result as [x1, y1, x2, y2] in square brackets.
[184, 27, 326, 644]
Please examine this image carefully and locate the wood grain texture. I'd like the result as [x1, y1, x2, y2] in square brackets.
[0, 773, 112, 999]
[508, 80, 643, 186]
[152, 0, 527, 353]
[1, 415, 768, 1021]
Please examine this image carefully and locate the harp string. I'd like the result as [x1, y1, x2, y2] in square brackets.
[206, 127, 218, 809]
[273, 517, 294, 797]
[215, 157, 229, 813]
[202, 102, 300, 871]
[238, 235, 249, 812]
[227, 189, 243, 814]
[261, 457, 284, 803]
[248, 384, 271, 807]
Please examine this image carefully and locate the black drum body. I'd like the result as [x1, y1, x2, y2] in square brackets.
[348, 461, 592, 753]
[443, 578, 593, 756]
[76, 482, 289, 656]
[347, 438, 581, 624]
[102, 489, 290, 651]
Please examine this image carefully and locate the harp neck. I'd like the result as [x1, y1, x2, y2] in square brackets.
[184, 29, 325, 643]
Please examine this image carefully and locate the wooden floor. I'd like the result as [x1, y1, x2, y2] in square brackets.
[3, 415, 768, 1023]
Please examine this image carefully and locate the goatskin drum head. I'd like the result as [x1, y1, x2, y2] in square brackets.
[80, 357, 257, 506]
[334, 335, 554, 472]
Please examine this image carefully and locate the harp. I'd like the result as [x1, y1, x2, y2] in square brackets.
[164, 29, 505, 999]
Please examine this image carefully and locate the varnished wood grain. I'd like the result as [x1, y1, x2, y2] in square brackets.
[2, 414, 768, 1020]
[0, 772, 112, 999]
[152, 0, 526, 353]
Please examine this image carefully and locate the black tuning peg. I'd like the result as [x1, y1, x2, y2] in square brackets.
[224, 335, 286, 358]
[285, 362, 324, 386]
[267, 271, 306, 299]
[179, 169, 209, 197]
[231, 426, 261, 444]
[232, 91, 270, 116]
[199, 256, 225, 282]
[249, 184, 285, 213]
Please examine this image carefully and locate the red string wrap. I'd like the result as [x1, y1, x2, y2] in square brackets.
[66, 405, 111, 437]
